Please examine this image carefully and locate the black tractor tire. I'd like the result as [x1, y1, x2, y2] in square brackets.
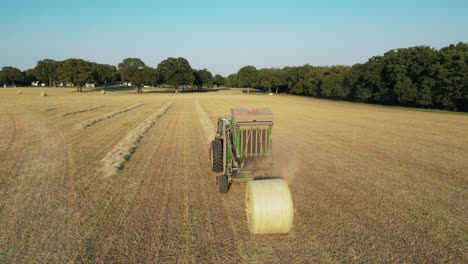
[217, 175, 229, 193]
[211, 140, 223, 172]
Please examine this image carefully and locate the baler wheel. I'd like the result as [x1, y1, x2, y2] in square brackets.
[217, 175, 229, 193]
[211, 140, 223, 172]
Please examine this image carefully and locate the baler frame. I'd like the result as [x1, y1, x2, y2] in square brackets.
[212, 108, 274, 192]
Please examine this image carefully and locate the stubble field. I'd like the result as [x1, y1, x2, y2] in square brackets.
[0, 87, 467, 263]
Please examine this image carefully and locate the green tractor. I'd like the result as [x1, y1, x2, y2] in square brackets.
[210, 108, 294, 234]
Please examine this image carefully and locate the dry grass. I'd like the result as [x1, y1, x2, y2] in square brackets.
[77, 104, 143, 129]
[101, 102, 173, 177]
[60, 105, 103, 117]
[195, 99, 216, 143]
[0, 87, 466, 263]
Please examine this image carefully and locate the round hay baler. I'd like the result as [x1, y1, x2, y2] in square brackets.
[211, 108, 294, 234]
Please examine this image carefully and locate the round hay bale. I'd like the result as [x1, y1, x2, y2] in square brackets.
[41, 91, 48, 97]
[101, 90, 106, 94]
[268, 92, 273, 96]
[17, 90, 22, 94]
[245, 179, 294, 234]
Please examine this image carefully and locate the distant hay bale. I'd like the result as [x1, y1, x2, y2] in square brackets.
[101, 90, 106, 94]
[17, 90, 22, 94]
[268, 93, 273, 96]
[41, 91, 47, 97]
[77, 104, 143, 129]
[101, 102, 174, 177]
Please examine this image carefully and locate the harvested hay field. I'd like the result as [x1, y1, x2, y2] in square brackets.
[101, 102, 173, 177]
[60, 105, 103, 117]
[0, 87, 467, 263]
[44, 107, 56, 111]
[77, 103, 143, 129]
[195, 99, 216, 143]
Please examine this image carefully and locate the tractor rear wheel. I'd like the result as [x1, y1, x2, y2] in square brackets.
[211, 140, 223, 172]
[217, 175, 229, 193]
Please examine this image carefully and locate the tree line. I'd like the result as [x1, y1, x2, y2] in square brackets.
[0, 57, 226, 93]
[225, 42, 468, 111]
[1, 42, 466, 110]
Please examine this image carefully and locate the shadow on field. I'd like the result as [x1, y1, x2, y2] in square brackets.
[92, 86, 134, 92]
[242, 89, 265, 94]
[145, 88, 229, 94]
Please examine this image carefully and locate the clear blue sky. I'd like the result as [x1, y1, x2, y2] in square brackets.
[1, 0, 467, 76]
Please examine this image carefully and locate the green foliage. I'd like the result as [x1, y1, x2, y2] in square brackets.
[118, 58, 146, 85]
[0, 66, 23, 86]
[213, 74, 226, 89]
[24, 69, 37, 84]
[223, 42, 467, 111]
[141, 67, 159, 87]
[156, 57, 194, 89]
[118, 58, 148, 93]
[2, 41, 466, 111]
[91, 63, 118, 86]
[257, 68, 286, 93]
[60, 59, 93, 88]
[193, 69, 213, 90]
[226, 74, 238, 87]
[319, 66, 350, 98]
[33, 59, 61, 86]
[237, 66, 258, 88]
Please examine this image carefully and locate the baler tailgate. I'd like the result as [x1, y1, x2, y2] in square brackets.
[238, 124, 271, 158]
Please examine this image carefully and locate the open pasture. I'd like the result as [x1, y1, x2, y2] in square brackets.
[0, 87, 467, 263]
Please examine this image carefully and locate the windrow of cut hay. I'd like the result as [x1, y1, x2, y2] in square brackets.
[195, 100, 216, 144]
[44, 107, 56, 111]
[77, 104, 143, 129]
[60, 105, 104, 117]
[101, 102, 174, 177]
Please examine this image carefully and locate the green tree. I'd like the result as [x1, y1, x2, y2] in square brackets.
[237, 65, 258, 93]
[226, 73, 238, 87]
[23, 69, 37, 86]
[92, 63, 118, 87]
[156, 57, 194, 91]
[256, 68, 286, 93]
[0, 66, 23, 86]
[284, 65, 314, 95]
[346, 63, 373, 102]
[212, 74, 226, 90]
[257, 69, 273, 92]
[349, 58, 385, 102]
[318, 66, 351, 99]
[303, 66, 324, 96]
[193, 69, 213, 91]
[60, 59, 93, 92]
[270, 69, 286, 94]
[118, 58, 147, 93]
[34, 59, 61, 86]
[435, 43, 468, 110]
[141, 67, 159, 87]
